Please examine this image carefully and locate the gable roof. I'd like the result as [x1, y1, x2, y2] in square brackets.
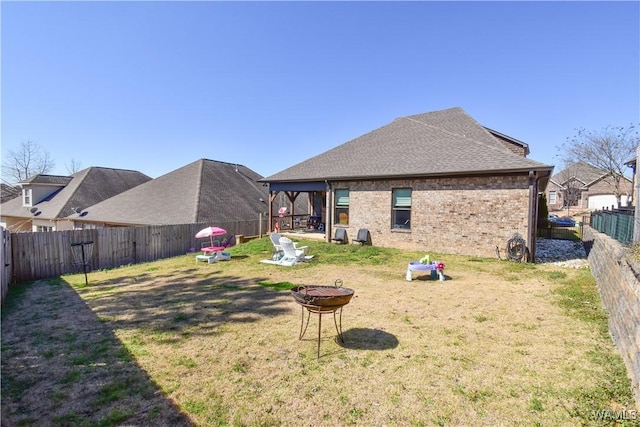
[549, 161, 631, 189]
[73, 159, 270, 225]
[484, 127, 530, 155]
[0, 167, 151, 219]
[263, 107, 551, 183]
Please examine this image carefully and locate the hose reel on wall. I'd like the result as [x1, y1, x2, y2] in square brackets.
[496, 233, 529, 262]
[506, 233, 529, 262]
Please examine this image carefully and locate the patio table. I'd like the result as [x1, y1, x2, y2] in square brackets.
[406, 261, 445, 281]
[196, 246, 231, 263]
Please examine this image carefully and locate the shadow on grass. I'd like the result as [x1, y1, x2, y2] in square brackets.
[72, 268, 292, 337]
[411, 274, 450, 282]
[1, 279, 193, 426]
[339, 328, 399, 350]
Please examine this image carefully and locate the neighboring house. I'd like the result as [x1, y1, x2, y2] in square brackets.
[0, 167, 151, 232]
[70, 159, 277, 227]
[261, 107, 554, 260]
[545, 162, 633, 212]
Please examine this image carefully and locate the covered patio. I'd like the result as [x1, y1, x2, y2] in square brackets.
[267, 181, 330, 241]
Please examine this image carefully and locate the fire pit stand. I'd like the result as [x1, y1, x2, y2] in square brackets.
[298, 303, 345, 358]
[291, 280, 354, 359]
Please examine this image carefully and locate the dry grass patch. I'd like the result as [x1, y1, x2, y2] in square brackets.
[2, 237, 637, 426]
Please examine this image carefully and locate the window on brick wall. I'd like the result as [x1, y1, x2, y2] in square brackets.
[334, 188, 349, 225]
[549, 191, 556, 204]
[392, 188, 411, 229]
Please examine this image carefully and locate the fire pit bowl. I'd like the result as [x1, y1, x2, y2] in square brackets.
[291, 285, 354, 308]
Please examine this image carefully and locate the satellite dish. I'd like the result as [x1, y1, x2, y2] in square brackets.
[29, 207, 38, 214]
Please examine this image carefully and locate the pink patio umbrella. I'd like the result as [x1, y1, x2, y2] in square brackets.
[195, 226, 227, 247]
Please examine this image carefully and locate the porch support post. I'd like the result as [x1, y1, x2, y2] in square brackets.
[269, 191, 278, 233]
[325, 181, 332, 243]
[285, 191, 301, 229]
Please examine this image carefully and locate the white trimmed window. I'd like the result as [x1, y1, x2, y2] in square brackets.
[392, 188, 412, 229]
[549, 191, 556, 204]
[334, 189, 349, 225]
[23, 188, 32, 206]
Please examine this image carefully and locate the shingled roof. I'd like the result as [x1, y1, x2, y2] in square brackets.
[550, 162, 620, 189]
[20, 174, 73, 186]
[0, 167, 151, 220]
[75, 159, 269, 225]
[263, 107, 551, 183]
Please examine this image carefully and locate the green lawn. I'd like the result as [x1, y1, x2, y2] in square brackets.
[2, 237, 637, 426]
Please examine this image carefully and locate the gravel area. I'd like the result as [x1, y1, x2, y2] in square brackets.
[535, 238, 589, 268]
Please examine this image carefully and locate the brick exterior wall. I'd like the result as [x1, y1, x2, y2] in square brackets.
[498, 141, 527, 157]
[545, 181, 567, 211]
[583, 226, 640, 407]
[490, 133, 528, 157]
[330, 174, 531, 259]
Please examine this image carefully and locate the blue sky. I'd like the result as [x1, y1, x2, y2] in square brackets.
[2, 1, 639, 180]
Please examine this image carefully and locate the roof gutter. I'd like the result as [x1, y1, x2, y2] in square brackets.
[264, 166, 554, 184]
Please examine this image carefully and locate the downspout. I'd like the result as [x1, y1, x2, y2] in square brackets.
[325, 180, 332, 243]
[527, 171, 544, 263]
[267, 185, 274, 233]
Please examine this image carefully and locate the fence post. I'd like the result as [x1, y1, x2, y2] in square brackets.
[1, 227, 11, 304]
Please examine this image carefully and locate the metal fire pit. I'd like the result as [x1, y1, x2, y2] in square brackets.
[291, 280, 354, 358]
[291, 284, 354, 307]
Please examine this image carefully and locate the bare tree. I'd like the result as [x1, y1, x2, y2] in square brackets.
[65, 158, 83, 175]
[559, 163, 583, 216]
[1, 140, 55, 185]
[561, 124, 639, 208]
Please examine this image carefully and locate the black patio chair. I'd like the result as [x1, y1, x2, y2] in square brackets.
[331, 228, 348, 244]
[353, 228, 371, 246]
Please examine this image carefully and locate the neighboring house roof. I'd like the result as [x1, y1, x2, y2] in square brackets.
[0, 167, 152, 220]
[74, 159, 270, 226]
[549, 162, 629, 189]
[263, 107, 551, 183]
[624, 157, 636, 167]
[0, 184, 20, 203]
[21, 175, 73, 185]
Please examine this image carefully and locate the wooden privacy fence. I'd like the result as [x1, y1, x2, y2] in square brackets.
[1, 227, 11, 304]
[7, 219, 268, 285]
